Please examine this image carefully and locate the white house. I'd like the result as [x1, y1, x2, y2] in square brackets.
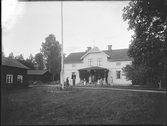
[64, 45, 132, 86]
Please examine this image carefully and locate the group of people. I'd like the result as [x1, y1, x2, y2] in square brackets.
[85, 76, 113, 85]
[65, 73, 114, 86]
[66, 73, 76, 87]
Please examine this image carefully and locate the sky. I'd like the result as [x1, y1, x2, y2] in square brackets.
[2, 0, 134, 59]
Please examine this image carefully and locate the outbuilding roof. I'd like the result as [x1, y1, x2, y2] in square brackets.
[27, 70, 50, 75]
[64, 48, 132, 64]
[2, 57, 29, 69]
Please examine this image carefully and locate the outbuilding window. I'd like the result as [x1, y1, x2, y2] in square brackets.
[116, 71, 121, 79]
[17, 75, 23, 83]
[6, 74, 13, 83]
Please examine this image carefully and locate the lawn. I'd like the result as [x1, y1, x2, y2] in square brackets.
[1, 87, 166, 125]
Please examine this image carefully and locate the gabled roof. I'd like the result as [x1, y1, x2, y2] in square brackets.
[64, 48, 132, 64]
[64, 52, 86, 64]
[2, 57, 29, 69]
[103, 49, 133, 62]
[80, 47, 109, 59]
[27, 70, 50, 75]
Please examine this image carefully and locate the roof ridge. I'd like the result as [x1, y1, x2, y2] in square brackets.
[102, 48, 129, 51]
[67, 48, 129, 54]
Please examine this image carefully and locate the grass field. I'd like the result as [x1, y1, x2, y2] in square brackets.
[1, 87, 166, 125]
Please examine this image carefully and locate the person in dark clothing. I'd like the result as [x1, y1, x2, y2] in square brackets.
[71, 73, 76, 86]
[66, 77, 69, 87]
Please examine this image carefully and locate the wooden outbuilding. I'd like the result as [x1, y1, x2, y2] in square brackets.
[27, 70, 51, 83]
[1, 57, 29, 88]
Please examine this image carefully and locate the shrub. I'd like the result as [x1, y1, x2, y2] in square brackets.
[122, 64, 148, 85]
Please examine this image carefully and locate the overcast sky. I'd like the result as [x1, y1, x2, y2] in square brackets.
[2, 0, 134, 59]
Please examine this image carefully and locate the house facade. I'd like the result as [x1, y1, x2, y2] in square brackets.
[27, 70, 51, 83]
[1, 57, 29, 88]
[64, 45, 132, 85]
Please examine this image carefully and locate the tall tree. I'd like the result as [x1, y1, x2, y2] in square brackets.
[8, 52, 14, 59]
[40, 34, 61, 81]
[123, 0, 167, 87]
[35, 53, 44, 70]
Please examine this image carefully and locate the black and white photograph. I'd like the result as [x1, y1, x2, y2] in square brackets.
[1, 0, 166, 125]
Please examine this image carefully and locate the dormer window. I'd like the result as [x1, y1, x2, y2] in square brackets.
[88, 59, 93, 66]
[97, 58, 102, 66]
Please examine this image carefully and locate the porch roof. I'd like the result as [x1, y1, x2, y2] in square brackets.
[78, 66, 108, 71]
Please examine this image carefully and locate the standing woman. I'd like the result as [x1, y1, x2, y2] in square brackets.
[89, 75, 91, 84]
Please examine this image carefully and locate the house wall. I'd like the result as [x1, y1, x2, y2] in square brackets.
[1, 66, 28, 88]
[64, 52, 132, 85]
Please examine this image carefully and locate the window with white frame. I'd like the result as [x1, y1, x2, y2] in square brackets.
[17, 75, 23, 83]
[116, 71, 121, 79]
[6, 74, 13, 83]
[88, 59, 93, 66]
[97, 58, 102, 66]
[116, 62, 121, 66]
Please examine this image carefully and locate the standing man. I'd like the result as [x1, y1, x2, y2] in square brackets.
[66, 77, 69, 87]
[71, 72, 76, 86]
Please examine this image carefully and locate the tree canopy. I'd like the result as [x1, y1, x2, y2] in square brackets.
[15, 54, 24, 61]
[40, 34, 61, 80]
[14, 54, 36, 70]
[8, 52, 14, 59]
[34, 53, 44, 70]
[122, 0, 167, 87]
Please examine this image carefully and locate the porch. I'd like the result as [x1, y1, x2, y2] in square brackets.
[78, 66, 109, 86]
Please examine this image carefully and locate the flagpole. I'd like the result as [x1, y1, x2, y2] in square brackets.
[61, 1, 64, 89]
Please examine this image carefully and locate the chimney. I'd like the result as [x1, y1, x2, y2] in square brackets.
[86, 47, 92, 52]
[108, 45, 112, 50]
